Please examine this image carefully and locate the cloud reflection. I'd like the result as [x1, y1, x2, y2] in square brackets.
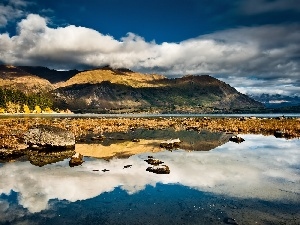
[0, 135, 299, 213]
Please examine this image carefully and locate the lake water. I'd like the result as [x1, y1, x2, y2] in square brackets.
[0, 132, 300, 225]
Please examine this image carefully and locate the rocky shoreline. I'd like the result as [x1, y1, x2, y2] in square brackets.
[1, 116, 299, 152]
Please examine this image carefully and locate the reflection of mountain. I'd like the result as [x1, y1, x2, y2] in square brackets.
[0, 135, 299, 214]
[77, 129, 232, 159]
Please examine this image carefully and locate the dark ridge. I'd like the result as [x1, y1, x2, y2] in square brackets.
[18, 66, 79, 83]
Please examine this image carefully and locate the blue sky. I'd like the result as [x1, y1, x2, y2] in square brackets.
[0, 0, 300, 96]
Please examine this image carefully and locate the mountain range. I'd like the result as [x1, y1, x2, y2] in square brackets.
[0, 65, 265, 113]
[251, 94, 300, 108]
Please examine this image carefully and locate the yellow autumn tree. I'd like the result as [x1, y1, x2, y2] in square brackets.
[0, 108, 5, 113]
[34, 105, 42, 114]
[23, 104, 31, 114]
[43, 107, 53, 113]
[6, 101, 20, 114]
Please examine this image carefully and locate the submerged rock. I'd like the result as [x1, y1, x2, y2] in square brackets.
[24, 125, 75, 150]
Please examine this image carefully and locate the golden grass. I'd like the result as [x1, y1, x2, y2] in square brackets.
[56, 69, 166, 88]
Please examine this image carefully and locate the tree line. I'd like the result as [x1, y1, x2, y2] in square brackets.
[0, 88, 54, 113]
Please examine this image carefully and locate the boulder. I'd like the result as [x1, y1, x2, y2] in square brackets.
[69, 152, 84, 167]
[146, 165, 170, 174]
[229, 135, 245, 143]
[144, 158, 164, 166]
[24, 125, 75, 150]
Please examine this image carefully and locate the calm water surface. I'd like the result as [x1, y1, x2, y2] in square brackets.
[0, 133, 300, 225]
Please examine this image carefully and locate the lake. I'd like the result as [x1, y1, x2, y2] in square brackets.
[0, 130, 300, 225]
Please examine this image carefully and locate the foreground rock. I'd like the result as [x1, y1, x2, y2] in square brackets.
[229, 135, 245, 143]
[24, 125, 75, 150]
[69, 152, 84, 167]
[144, 158, 164, 166]
[146, 165, 170, 174]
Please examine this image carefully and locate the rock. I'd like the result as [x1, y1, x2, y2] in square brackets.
[160, 138, 181, 149]
[144, 158, 164, 166]
[24, 125, 75, 150]
[69, 152, 84, 167]
[229, 135, 245, 143]
[146, 165, 170, 174]
[274, 130, 285, 138]
[123, 165, 132, 169]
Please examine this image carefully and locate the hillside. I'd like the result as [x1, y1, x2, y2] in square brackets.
[57, 66, 166, 88]
[0, 65, 54, 94]
[53, 74, 264, 113]
[0, 65, 264, 113]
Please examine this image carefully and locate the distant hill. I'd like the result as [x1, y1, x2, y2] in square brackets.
[251, 93, 300, 108]
[18, 66, 79, 84]
[0, 65, 54, 94]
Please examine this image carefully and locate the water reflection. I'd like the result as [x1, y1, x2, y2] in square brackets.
[77, 129, 232, 159]
[0, 134, 300, 224]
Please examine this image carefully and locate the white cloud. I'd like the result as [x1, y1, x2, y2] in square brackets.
[0, 0, 27, 27]
[241, 0, 300, 14]
[0, 13, 300, 95]
[9, 0, 28, 7]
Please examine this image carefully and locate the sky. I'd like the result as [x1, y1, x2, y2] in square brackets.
[0, 0, 299, 96]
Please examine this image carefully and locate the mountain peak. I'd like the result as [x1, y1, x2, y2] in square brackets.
[57, 67, 166, 88]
